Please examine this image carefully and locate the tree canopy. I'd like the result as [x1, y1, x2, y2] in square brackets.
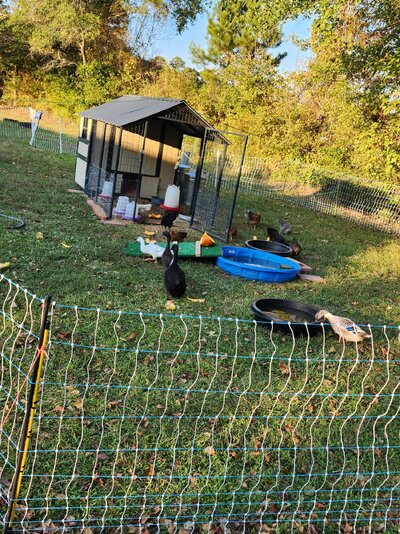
[0, 0, 399, 182]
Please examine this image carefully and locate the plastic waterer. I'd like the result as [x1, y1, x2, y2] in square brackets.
[123, 201, 138, 220]
[164, 185, 180, 209]
[100, 180, 113, 198]
[113, 196, 129, 217]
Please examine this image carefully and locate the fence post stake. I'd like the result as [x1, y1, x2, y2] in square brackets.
[59, 116, 63, 154]
[3, 295, 52, 534]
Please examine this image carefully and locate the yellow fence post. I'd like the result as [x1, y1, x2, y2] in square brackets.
[3, 295, 52, 534]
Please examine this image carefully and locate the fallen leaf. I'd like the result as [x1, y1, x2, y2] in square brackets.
[280, 363, 290, 375]
[54, 405, 64, 413]
[127, 332, 137, 340]
[165, 300, 176, 311]
[145, 466, 155, 477]
[0, 262, 11, 271]
[144, 231, 156, 236]
[61, 242, 72, 248]
[187, 297, 205, 303]
[56, 331, 71, 340]
[148, 213, 161, 219]
[204, 446, 216, 456]
[73, 399, 83, 410]
[36, 232, 44, 239]
[307, 525, 319, 534]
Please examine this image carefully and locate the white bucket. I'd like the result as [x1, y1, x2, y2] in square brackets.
[113, 196, 129, 217]
[100, 180, 113, 198]
[164, 185, 180, 208]
[123, 201, 138, 220]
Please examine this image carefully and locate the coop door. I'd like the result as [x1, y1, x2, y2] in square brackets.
[75, 117, 92, 188]
[190, 128, 248, 242]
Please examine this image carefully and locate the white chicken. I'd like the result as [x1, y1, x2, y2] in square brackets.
[315, 310, 371, 343]
[136, 237, 165, 261]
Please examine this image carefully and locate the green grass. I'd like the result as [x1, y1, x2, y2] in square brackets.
[1, 136, 400, 533]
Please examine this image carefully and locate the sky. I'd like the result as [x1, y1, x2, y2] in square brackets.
[153, 14, 313, 72]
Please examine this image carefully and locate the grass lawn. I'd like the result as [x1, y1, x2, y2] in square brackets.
[1, 136, 400, 533]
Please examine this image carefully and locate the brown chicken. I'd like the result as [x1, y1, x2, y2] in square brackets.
[244, 209, 261, 229]
[229, 225, 238, 242]
[170, 230, 188, 242]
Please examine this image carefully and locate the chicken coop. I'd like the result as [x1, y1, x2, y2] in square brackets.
[75, 95, 248, 241]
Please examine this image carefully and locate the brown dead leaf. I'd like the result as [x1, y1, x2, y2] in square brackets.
[107, 400, 122, 408]
[54, 405, 64, 413]
[186, 297, 205, 303]
[280, 363, 290, 375]
[307, 525, 319, 534]
[73, 399, 83, 410]
[264, 452, 271, 463]
[315, 502, 325, 510]
[145, 466, 155, 477]
[36, 231, 44, 239]
[204, 446, 216, 456]
[306, 404, 314, 414]
[56, 331, 71, 340]
[127, 332, 137, 340]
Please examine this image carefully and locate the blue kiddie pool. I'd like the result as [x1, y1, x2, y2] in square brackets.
[216, 247, 300, 283]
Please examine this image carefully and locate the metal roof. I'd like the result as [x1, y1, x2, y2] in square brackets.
[80, 95, 229, 143]
[80, 96, 183, 127]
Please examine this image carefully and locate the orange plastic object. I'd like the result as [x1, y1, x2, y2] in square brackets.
[199, 233, 215, 247]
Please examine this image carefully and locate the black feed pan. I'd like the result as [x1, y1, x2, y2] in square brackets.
[252, 298, 323, 336]
[245, 239, 292, 257]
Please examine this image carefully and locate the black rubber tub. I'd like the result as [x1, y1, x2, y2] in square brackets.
[251, 298, 323, 336]
[245, 239, 292, 257]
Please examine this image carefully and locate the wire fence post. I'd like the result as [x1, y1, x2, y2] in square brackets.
[3, 295, 52, 534]
[58, 116, 63, 154]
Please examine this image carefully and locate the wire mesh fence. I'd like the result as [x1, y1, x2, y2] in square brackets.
[0, 105, 79, 155]
[234, 156, 400, 236]
[1, 275, 400, 532]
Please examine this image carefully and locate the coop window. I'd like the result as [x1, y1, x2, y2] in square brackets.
[81, 117, 89, 139]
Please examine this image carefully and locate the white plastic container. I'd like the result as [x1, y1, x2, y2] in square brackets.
[164, 184, 180, 208]
[113, 196, 129, 217]
[138, 203, 152, 212]
[100, 180, 113, 198]
[123, 201, 138, 220]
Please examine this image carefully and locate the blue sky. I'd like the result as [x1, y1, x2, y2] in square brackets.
[153, 14, 313, 72]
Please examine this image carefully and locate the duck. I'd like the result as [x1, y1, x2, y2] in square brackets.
[161, 231, 173, 270]
[164, 243, 186, 298]
[244, 209, 261, 229]
[290, 238, 302, 256]
[315, 310, 371, 343]
[136, 237, 164, 261]
[161, 211, 178, 230]
[279, 218, 292, 235]
[267, 227, 290, 247]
